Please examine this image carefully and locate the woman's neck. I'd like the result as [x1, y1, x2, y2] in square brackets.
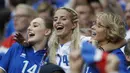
[59, 32, 72, 44]
[33, 38, 47, 51]
[99, 39, 126, 52]
[98, 40, 109, 47]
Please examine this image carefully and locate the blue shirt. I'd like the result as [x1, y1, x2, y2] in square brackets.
[0, 42, 47, 73]
[110, 48, 128, 73]
[84, 45, 127, 73]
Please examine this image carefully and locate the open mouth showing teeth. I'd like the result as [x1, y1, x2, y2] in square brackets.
[56, 26, 64, 30]
[29, 33, 35, 37]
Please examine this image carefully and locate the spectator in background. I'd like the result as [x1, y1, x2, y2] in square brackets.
[0, 4, 37, 60]
[75, 3, 94, 29]
[37, 2, 54, 18]
[75, 3, 94, 36]
[125, 3, 130, 40]
[4, 0, 27, 38]
[89, 1, 103, 14]
[99, 0, 124, 17]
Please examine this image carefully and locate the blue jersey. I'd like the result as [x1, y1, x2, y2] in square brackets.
[0, 42, 47, 73]
[83, 43, 127, 73]
[110, 47, 128, 73]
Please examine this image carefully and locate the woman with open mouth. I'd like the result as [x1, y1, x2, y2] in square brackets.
[88, 12, 127, 73]
[48, 7, 90, 73]
[0, 17, 53, 73]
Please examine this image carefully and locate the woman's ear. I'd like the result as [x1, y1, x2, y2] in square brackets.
[72, 23, 77, 29]
[45, 29, 51, 36]
[72, 20, 78, 29]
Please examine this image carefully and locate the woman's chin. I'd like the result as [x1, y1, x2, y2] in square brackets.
[28, 39, 35, 44]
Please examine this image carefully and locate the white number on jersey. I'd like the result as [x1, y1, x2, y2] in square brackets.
[22, 60, 37, 73]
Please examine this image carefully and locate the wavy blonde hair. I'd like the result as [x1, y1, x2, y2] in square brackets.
[96, 12, 126, 43]
[48, 7, 80, 63]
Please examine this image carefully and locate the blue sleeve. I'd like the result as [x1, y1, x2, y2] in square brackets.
[0, 43, 19, 71]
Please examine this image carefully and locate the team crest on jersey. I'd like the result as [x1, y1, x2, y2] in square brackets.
[20, 53, 26, 58]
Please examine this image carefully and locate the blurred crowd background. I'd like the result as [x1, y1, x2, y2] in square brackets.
[0, 0, 130, 43]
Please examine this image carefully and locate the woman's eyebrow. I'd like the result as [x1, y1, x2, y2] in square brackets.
[32, 22, 40, 25]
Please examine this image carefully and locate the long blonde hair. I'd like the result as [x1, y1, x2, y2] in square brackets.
[48, 7, 80, 63]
